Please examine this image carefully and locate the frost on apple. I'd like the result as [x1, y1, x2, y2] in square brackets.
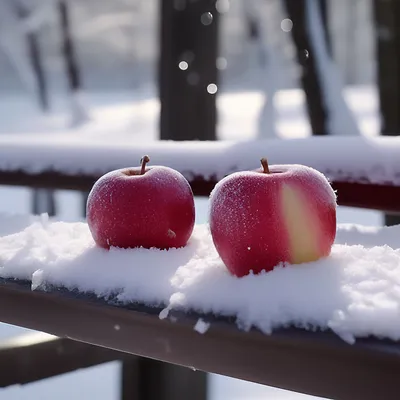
[1, 214, 400, 344]
[209, 160, 337, 277]
[86, 156, 195, 250]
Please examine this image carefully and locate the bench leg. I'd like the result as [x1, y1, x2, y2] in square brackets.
[121, 357, 207, 400]
[32, 189, 56, 216]
[385, 214, 400, 226]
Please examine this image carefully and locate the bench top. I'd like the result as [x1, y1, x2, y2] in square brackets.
[0, 275, 400, 400]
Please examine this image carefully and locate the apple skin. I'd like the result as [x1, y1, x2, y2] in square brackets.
[86, 164, 195, 250]
[209, 163, 337, 277]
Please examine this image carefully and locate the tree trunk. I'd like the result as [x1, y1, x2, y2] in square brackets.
[159, 0, 219, 141]
[27, 34, 48, 111]
[59, 0, 89, 129]
[14, 2, 49, 111]
[373, 0, 400, 226]
[59, 1, 80, 91]
[283, 0, 330, 135]
[318, 0, 331, 56]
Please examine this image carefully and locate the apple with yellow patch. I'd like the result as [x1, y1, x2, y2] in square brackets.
[209, 158, 337, 277]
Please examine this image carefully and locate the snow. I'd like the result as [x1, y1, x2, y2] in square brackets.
[68, 90, 91, 128]
[0, 84, 380, 138]
[1, 134, 399, 185]
[0, 212, 399, 345]
[194, 318, 211, 334]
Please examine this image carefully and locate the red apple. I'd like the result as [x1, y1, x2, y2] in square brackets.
[209, 158, 337, 277]
[86, 155, 195, 250]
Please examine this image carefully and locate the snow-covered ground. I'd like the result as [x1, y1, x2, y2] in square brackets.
[0, 84, 380, 140]
[0, 84, 386, 399]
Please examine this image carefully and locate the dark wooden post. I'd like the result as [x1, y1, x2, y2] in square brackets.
[283, 0, 330, 135]
[159, 0, 219, 141]
[373, 0, 400, 226]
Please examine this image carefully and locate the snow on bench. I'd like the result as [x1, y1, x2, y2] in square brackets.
[0, 135, 400, 184]
[1, 213, 400, 345]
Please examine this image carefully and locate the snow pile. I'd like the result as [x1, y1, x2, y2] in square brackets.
[0, 136, 400, 185]
[1, 213, 400, 344]
[194, 318, 211, 334]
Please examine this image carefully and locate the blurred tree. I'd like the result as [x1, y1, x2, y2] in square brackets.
[12, 1, 49, 111]
[315, 0, 331, 54]
[283, 0, 330, 135]
[59, 0, 89, 127]
[373, 0, 400, 226]
[159, 0, 219, 141]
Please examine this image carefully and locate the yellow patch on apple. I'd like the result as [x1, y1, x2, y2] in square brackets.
[281, 183, 321, 264]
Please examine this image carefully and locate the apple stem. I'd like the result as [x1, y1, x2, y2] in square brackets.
[140, 155, 150, 175]
[260, 158, 270, 174]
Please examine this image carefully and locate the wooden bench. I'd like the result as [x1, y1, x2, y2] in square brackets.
[0, 137, 400, 399]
